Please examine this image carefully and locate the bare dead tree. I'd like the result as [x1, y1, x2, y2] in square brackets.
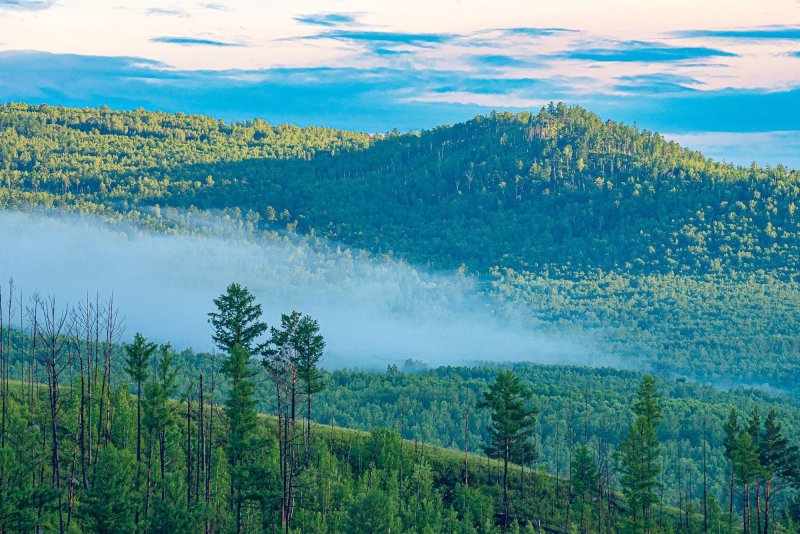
[72, 294, 95, 488]
[206, 368, 215, 534]
[197, 373, 205, 507]
[0, 280, 5, 449]
[38, 295, 69, 534]
[186, 383, 193, 508]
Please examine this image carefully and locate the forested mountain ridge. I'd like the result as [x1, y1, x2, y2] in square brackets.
[2, 101, 798, 276]
[1, 101, 798, 390]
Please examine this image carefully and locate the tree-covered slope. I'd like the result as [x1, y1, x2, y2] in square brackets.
[3, 102, 797, 275]
[1, 102, 798, 390]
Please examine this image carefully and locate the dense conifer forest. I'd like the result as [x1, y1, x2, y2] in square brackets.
[0, 284, 798, 532]
[0, 102, 799, 532]
[1, 102, 798, 389]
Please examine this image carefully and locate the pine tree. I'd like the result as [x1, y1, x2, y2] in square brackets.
[758, 408, 800, 534]
[723, 407, 741, 533]
[616, 374, 662, 534]
[478, 370, 538, 534]
[208, 283, 267, 355]
[221, 344, 259, 534]
[293, 315, 325, 444]
[734, 430, 761, 534]
[573, 445, 599, 534]
[142, 344, 179, 526]
[124, 332, 157, 531]
[80, 445, 137, 534]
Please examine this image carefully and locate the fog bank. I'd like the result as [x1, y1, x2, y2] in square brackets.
[0, 210, 604, 368]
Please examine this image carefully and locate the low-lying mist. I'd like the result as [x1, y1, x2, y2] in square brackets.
[0, 209, 606, 369]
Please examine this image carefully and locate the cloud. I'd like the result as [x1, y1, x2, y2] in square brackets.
[309, 30, 452, 46]
[294, 12, 358, 27]
[662, 130, 800, 168]
[561, 41, 736, 62]
[676, 26, 800, 40]
[472, 54, 533, 68]
[613, 73, 700, 94]
[500, 27, 577, 37]
[151, 36, 243, 47]
[146, 7, 188, 17]
[1, 50, 799, 168]
[0, 0, 53, 9]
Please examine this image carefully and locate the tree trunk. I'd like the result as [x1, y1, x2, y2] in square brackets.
[206, 372, 214, 534]
[160, 430, 166, 502]
[135, 379, 142, 530]
[145, 434, 153, 528]
[503, 436, 509, 534]
[764, 477, 771, 534]
[755, 479, 762, 534]
[187, 388, 193, 508]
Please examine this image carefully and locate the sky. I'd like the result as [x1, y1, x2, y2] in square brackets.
[1, 0, 799, 167]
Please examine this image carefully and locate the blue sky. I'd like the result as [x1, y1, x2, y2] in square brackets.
[1, 0, 799, 167]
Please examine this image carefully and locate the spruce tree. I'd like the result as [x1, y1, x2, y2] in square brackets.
[723, 407, 741, 532]
[293, 315, 325, 444]
[123, 332, 157, 530]
[208, 283, 268, 355]
[221, 344, 259, 534]
[758, 408, 799, 534]
[573, 445, 599, 534]
[616, 374, 662, 534]
[478, 370, 538, 533]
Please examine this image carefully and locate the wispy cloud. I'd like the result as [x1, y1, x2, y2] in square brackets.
[1, 50, 799, 168]
[151, 36, 243, 47]
[146, 7, 188, 17]
[675, 26, 800, 40]
[294, 12, 358, 27]
[471, 54, 534, 68]
[309, 30, 453, 46]
[561, 41, 736, 62]
[0, 0, 54, 10]
[500, 27, 577, 37]
[613, 73, 700, 94]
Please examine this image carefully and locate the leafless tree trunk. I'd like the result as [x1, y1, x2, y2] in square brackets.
[39, 295, 69, 534]
[206, 370, 215, 534]
[186, 385, 193, 508]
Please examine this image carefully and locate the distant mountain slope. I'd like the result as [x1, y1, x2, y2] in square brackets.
[1, 102, 798, 391]
[2, 102, 798, 277]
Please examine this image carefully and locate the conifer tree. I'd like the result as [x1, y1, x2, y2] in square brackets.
[573, 445, 599, 534]
[124, 332, 157, 530]
[294, 315, 325, 444]
[758, 408, 799, 534]
[723, 407, 741, 532]
[734, 430, 761, 534]
[221, 344, 259, 534]
[208, 283, 267, 355]
[81, 445, 137, 534]
[616, 374, 662, 534]
[478, 370, 538, 533]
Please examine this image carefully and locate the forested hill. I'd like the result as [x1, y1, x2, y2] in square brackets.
[1, 102, 799, 389]
[1, 101, 798, 277]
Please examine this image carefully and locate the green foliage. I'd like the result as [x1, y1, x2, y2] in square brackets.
[615, 376, 662, 533]
[208, 283, 268, 355]
[221, 344, 260, 482]
[2, 102, 798, 390]
[478, 371, 538, 462]
[80, 446, 137, 534]
[124, 332, 157, 387]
